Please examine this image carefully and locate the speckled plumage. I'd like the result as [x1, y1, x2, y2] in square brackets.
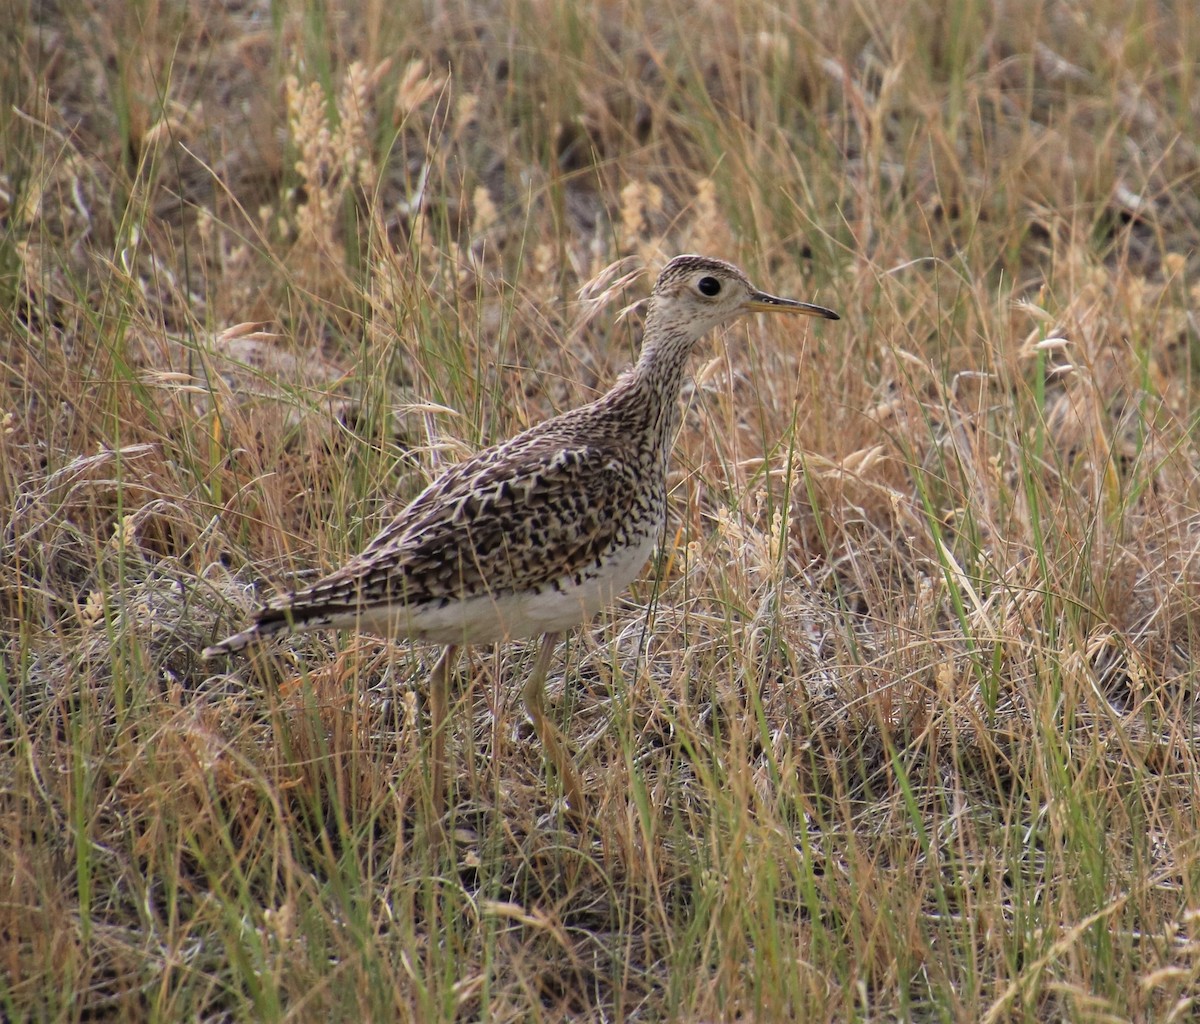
[204, 254, 838, 810]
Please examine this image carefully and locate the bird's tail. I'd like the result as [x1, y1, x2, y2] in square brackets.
[202, 608, 296, 659]
[202, 594, 359, 659]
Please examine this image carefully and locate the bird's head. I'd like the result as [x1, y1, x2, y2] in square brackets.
[649, 254, 839, 337]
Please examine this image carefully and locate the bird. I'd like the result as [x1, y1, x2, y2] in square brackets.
[203, 254, 839, 813]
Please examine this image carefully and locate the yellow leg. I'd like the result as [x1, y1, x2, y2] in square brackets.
[428, 644, 459, 820]
[521, 632, 586, 810]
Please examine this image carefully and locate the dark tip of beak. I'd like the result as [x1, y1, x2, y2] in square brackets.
[746, 292, 840, 320]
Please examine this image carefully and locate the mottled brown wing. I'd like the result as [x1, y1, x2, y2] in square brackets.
[267, 437, 644, 617]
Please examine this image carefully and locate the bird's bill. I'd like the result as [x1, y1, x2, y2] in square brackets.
[745, 291, 840, 320]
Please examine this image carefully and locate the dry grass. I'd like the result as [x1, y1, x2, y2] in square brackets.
[4, 0, 1200, 1020]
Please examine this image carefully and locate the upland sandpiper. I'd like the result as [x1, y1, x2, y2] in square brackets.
[204, 254, 838, 811]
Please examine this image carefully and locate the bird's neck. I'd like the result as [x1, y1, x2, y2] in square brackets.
[599, 307, 702, 451]
[629, 306, 701, 403]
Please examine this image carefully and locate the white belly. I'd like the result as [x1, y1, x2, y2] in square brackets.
[348, 532, 658, 645]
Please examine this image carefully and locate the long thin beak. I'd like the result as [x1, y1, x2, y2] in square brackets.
[745, 290, 840, 320]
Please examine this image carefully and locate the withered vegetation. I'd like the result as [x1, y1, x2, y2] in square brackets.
[3, 1, 1200, 1020]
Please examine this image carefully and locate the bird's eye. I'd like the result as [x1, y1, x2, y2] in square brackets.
[697, 276, 721, 296]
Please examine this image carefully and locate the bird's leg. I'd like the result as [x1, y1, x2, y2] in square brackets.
[521, 632, 586, 810]
[428, 643, 459, 820]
